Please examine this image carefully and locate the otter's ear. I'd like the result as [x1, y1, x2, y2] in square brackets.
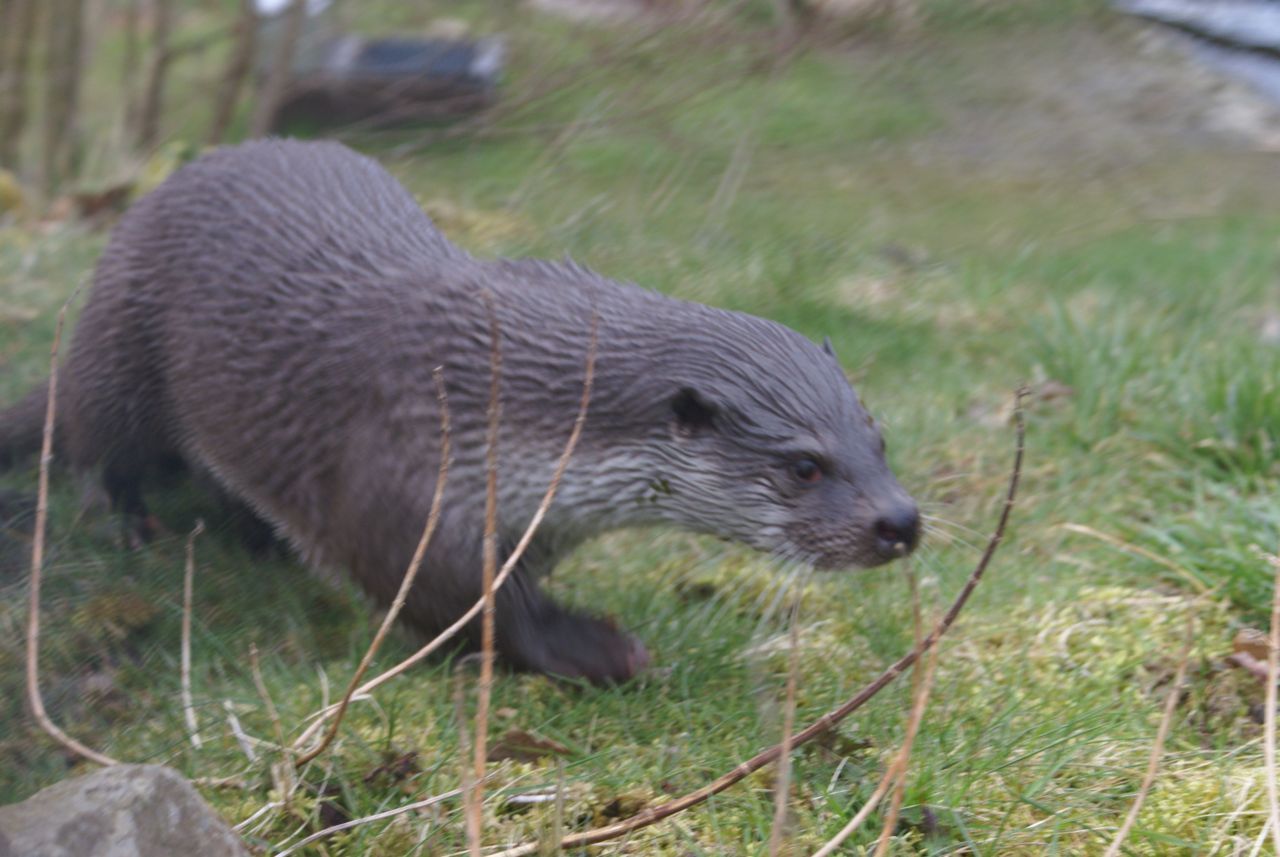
[822, 336, 838, 360]
[671, 387, 718, 436]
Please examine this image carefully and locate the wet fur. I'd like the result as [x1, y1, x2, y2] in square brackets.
[0, 140, 915, 682]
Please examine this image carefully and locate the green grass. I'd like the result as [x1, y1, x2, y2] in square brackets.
[2, 1, 1280, 853]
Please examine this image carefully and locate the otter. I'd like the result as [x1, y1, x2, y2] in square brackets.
[0, 140, 919, 683]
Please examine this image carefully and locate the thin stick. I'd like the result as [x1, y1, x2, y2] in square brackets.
[467, 291, 504, 855]
[813, 767, 894, 857]
[873, 561, 922, 855]
[250, 642, 295, 805]
[1265, 554, 1280, 856]
[182, 520, 206, 749]
[454, 658, 478, 852]
[249, 644, 289, 754]
[489, 388, 1026, 857]
[1102, 610, 1195, 857]
[294, 369, 452, 766]
[768, 578, 805, 856]
[272, 787, 464, 857]
[25, 301, 117, 767]
[290, 305, 600, 751]
[224, 699, 258, 763]
[815, 641, 942, 857]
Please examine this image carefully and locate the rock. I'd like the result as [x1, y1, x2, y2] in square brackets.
[0, 764, 247, 857]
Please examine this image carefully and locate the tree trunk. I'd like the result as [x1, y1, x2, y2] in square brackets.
[136, 0, 175, 151]
[120, 0, 141, 140]
[41, 0, 86, 189]
[206, 0, 258, 145]
[249, 0, 307, 138]
[0, 0, 38, 169]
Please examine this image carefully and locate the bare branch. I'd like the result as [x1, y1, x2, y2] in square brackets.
[249, 642, 296, 806]
[1265, 555, 1280, 855]
[182, 520, 206, 749]
[814, 640, 942, 857]
[272, 788, 464, 857]
[26, 298, 118, 767]
[873, 561, 922, 856]
[768, 581, 805, 855]
[467, 290, 503, 854]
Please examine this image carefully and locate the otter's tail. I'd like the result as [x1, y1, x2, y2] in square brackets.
[0, 384, 51, 467]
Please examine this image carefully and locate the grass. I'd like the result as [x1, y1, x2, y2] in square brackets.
[2, 0, 1280, 852]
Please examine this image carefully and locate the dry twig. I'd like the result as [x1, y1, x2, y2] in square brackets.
[249, 642, 295, 804]
[25, 300, 118, 767]
[1102, 610, 1195, 857]
[224, 699, 257, 763]
[814, 641, 942, 857]
[488, 387, 1026, 857]
[289, 304, 600, 752]
[873, 561, 922, 856]
[1266, 554, 1280, 856]
[182, 520, 205, 749]
[294, 369, 451, 766]
[467, 291, 504, 854]
[272, 787, 464, 857]
[768, 580, 805, 855]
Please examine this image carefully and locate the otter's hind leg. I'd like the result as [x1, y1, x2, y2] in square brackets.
[101, 455, 164, 547]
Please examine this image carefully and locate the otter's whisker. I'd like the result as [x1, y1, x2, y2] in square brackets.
[921, 521, 984, 556]
[921, 512, 990, 542]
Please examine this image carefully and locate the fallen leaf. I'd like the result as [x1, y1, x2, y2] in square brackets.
[363, 750, 420, 787]
[487, 728, 572, 763]
[1234, 628, 1269, 661]
[593, 790, 648, 825]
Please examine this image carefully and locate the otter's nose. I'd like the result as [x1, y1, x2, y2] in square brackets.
[873, 504, 920, 560]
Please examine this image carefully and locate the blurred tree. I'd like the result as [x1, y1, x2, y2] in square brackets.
[121, 0, 141, 139]
[0, 0, 38, 169]
[42, 0, 86, 187]
[208, 0, 259, 145]
[249, 0, 307, 137]
[137, 0, 176, 150]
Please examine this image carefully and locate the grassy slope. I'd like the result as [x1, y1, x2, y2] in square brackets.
[3, 1, 1280, 853]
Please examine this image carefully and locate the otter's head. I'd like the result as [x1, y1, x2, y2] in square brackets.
[643, 315, 919, 570]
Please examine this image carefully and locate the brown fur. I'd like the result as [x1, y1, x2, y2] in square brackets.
[0, 140, 918, 683]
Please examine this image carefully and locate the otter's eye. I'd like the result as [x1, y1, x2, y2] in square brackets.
[792, 458, 823, 484]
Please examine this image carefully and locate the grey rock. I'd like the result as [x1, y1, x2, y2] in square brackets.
[0, 764, 247, 857]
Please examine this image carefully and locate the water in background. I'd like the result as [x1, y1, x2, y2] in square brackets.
[1119, 0, 1280, 103]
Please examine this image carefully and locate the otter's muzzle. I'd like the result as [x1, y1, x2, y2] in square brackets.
[871, 502, 921, 562]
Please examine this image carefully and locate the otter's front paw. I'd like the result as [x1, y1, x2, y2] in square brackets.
[534, 614, 650, 685]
